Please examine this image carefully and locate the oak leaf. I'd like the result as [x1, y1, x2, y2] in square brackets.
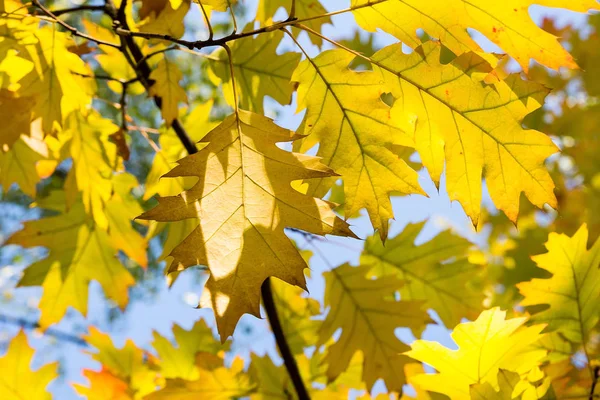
[150, 58, 188, 125]
[407, 308, 548, 399]
[138, 110, 355, 340]
[351, 0, 600, 71]
[207, 30, 300, 113]
[319, 263, 431, 392]
[292, 49, 424, 239]
[362, 222, 482, 328]
[0, 331, 57, 400]
[518, 224, 600, 345]
[374, 41, 557, 225]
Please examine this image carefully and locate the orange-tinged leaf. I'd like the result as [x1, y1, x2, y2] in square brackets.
[138, 110, 355, 340]
[351, 0, 600, 71]
[74, 368, 133, 400]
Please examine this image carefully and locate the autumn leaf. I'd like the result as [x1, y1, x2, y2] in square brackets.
[152, 319, 227, 380]
[139, 0, 190, 39]
[145, 354, 255, 399]
[138, 110, 355, 340]
[0, 331, 57, 400]
[293, 49, 424, 239]
[7, 199, 135, 327]
[373, 41, 557, 225]
[207, 30, 301, 113]
[319, 264, 431, 392]
[256, 0, 331, 46]
[150, 58, 188, 125]
[407, 308, 548, 399]
[362, 222, 483, 328]
[74, 368, 133, 400]
[351, 0, 600, 71]
[0, 89, 34, 148]
[518, 224, 600, 348]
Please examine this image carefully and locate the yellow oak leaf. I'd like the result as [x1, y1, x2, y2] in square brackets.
[150, 58, 188, 125]
[145, 354, 255, 399]
[16, 25, 92, 134]
[0, 331, 57, 400]
[139, 110, 355, 340]
[362, 222, 483, 328]
[139, 0, 190, 39]
[373, 41, 557, 225]
[201, 0, 237, 12]
[7, 201, 135, 327]
[518, 224, 600, 346]
[63, 111, 122, 229]
[292, 49, 424, 239]
[471, 369, 555, 400]
[406, 307, 548, 399]
[256, 0, 331, 46]
[351, 0, 600, 71]
[207, 30, 301, 113]
[0, 128, 52, 197]
[319, 263, 431, 392]
[152, 319, 228, 380]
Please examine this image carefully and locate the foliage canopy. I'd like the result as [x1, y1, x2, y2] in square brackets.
[0, 0, 599, 399]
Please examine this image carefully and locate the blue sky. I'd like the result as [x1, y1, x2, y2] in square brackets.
[0, 1, 594, 398]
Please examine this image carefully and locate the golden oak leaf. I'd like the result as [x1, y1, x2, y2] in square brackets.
[292, 49, 424, 239]
[0, 331, 57, 400]
[63, 111, 122, 229]
[84, 327, 159, 398]
[373, 41, 557, 225]
[319, 264, 431, 392]
[248, 354, 297, 399]
[145, 354, 255, 400]
[406, 308, 548, 399]
[152, 319, 227, 380]
[351, 0, 600, 71]
[470, 369, 522, 400]
[138, 110, 354, 340]
[74, 368, 133, 400]
[139, 0, 190, 39]
[518, 224, 600, 345]
[150, 59, 188, 125]
[8, 200, 135, 327]
[0, 127, 52, 197]
[400, 364, 445, 400]
[362, 222, 483, 328]
[256, 0, 331, 46]
[16, 26, 92, 134]
[207, 31, 300, 113]
[201, 0, 237, 12]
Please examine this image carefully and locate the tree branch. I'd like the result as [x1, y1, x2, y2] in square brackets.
[591, 366, 600, 400]
[0, 314, 88, 347]
[262, 280, 311, 400]
[31, 0, 121, 49]
[46, 4, 105, 16]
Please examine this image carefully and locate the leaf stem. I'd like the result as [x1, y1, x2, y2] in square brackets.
[195, 0, 214, 40]
[261, 280, 311, 400]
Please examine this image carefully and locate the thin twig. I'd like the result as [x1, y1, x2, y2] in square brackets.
[195, 0, 213, 40]
[226, 0, 237, 34]
[0, 314, 87, 347]
[135, 46, 179, 69]
[31, 0, 121, 49]
[289, 0, 296, 20]
[119, 83, 129, 131]
[591, 366, 600, 400]
[47, 4, 105, 16]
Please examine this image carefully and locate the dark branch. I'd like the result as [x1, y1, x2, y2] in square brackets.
[47, 4, 105, 16]
[31, 0, 120, 49]
[591, 366, 600, 400]
[262, 280, 311, 400]
[0, 314, 87, 347]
